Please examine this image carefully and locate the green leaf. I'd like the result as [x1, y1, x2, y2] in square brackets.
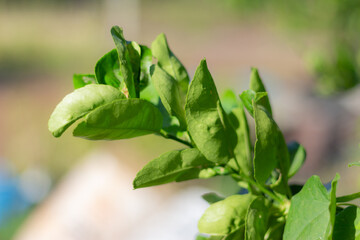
[48, 84, 125, 137]
[249, 68, 272, 115]
[73, 74, 96, 89]
[284, 175, 334, 240]
[94, 48, 122, 89]
[287, 142, 306, 178]
[264, 220, 285, 240]
[349, 162, 360, 167]
[337, 192, 360, 203]
[253, 100, 289, 188]
[220, 90, 252, 176]
[245, 197, 269, 240]
[198, 194, 255, 235]
[151, 64, 187, 129]
[221, 89, 239, 114]
[151, 33, 189, 96]
[73, 98, 162, 140]
[356, 209, 360, 240]
[111, 26, 137, 98]
[202, 192, 225, 204]
[140, 62, 160, 106]
[227, 102, 252, 176]
[126, 41, 141, 96]
[186, 59, 234, 164]
[139, 45, 152, 91]
[196, 235, 209, 240]
[224, 227, 245, 240]
[133, 148, 214, 188]
[239, 90, 268, 117]
[239, 90, 256, 116]
[333, 206, 359, 240]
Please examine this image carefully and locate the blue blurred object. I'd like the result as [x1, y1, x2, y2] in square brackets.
[0, 160, 29, 226]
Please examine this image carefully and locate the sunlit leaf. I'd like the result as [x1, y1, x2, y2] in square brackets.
[48, 84, 125, 137]
[73, 98, 162, 140]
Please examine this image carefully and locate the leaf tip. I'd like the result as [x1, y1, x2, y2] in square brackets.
[251, 67, 259, 73]
[48, 118, 64, 138]
[153, 33, 167, 45]
[199, 58, 208, 69]
[110, 25, 122, 33]
[132, 180, 139, 189]
[51, 131, 61, 138]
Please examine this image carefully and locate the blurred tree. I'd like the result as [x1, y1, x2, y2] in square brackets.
[227, 0, 360, 95]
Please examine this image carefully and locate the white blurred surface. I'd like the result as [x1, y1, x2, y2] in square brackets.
[15, 151, 210, 240]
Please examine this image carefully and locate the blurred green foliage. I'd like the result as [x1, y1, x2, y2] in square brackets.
[228, 0, 360, 95]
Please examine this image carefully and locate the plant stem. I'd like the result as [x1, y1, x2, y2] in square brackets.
[159, 129, 193, 147]
[239, 172, 285, 204]
[337, 203, 360, 208]
[336, 192, 360, 202]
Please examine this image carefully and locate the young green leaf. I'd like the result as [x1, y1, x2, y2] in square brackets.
[160, 114, 184, 136]
[224, 227, 245, 240]
[154, 99, 185, 137]
[126, 41, 141, 95]
[245, 197, 269, 240]
[198, 194, 255, 235]
[94, 49, 122, 89]
[151, 64, 187, 129]
[111, 26, 137, 98]
[227, 103, 252, 177]
[202, 192, 225, 204]
[139, 45, 152, 91]
[196, 230, 245, 240]
[151, 33, 189, 96]
[355, 210, 360, 239]
[239, 90, 268, 117]
[253, 99, 289, 188]
[48, 84, 126, 137]
[219, 89, 253, 175]
[250, 68, 272, 115]
[140, 82, 159, 105]
[284, 175, 334, 240]
[140, 64, 160, 106]
[333, 206, 359, 240]
[73, 74, 96, 89]
[287, 142, 307, 178]
[264, 220, 285, 240]
[73, 98, 163, 140]
[186, 59, 234, 164]
[133, 148, 214, 189]
[239, 90, 256, 116]
[221, 89, 239, 114]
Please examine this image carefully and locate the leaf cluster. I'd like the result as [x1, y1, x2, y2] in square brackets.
[49, 26, 360, 239]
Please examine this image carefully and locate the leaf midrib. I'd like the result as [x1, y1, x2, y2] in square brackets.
[79, 124, 160, 132]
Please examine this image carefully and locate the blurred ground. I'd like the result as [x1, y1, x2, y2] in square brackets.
[0, 0, 360, 239]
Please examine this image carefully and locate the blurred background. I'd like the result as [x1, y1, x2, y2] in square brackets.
[1, 0, 360, 239]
